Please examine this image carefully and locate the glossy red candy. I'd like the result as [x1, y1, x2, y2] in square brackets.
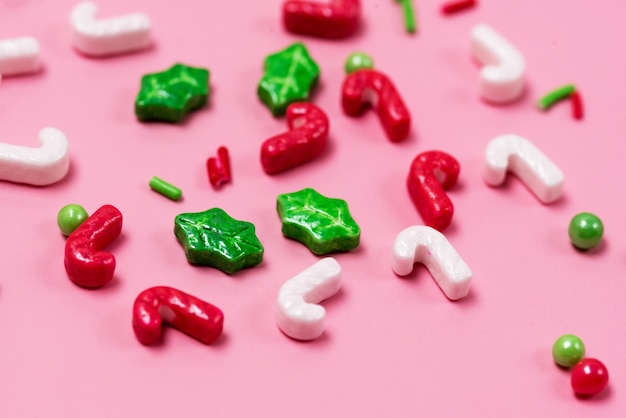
[133, 286, 224, 346]
[64, 204, 123, 288]
[571, 358, 609, 396]
[342, 69, 411, 142]
[282, 0, 361, 39]
[261, 102, 329, 174]
[207, 146, 231, 187]
[407, 151, 460, 231]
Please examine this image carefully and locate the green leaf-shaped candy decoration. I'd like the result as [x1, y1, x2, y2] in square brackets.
[174, 208, 264, 274]
[277, 188, 361, 255]
[258, 42, 320, 117]
[135, 63, 210, 123]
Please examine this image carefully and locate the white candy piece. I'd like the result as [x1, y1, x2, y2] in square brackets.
[471, 23, 526, 103]
[0, 37, 41, 76]
[0, 127, 70, 186]
[484, 134, 564, 204]
[70, 1, 152, 56]
[276, 258, 342, 341]
[392, 225, 472, 300]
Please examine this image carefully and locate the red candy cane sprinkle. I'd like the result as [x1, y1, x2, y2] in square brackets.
[570, 90, 584, 120]
[441, 0, 477, 15]
[207, 146, 232, 187]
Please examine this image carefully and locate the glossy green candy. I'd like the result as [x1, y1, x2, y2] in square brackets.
[277, 188, 360, 255]
[174, 208, 264, 274]
[568, 212, 603, 250]
[149, 176, 182, 201]
[345, 52, 374, 74]
[135, 63, 210, 123]
[57, 204, 88, 236]
[258, 42, 320, 117]
[552, 334, 586, 367]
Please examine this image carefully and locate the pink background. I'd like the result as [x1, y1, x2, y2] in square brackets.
[0, 0, 624, 416]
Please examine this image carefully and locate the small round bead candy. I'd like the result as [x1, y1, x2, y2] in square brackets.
[571, 358, 609, 396]
[57, 204, 88, 236]
[568, 212, 603, 250]
[552, 334, 585, 367]
[344, 52, 374, 74]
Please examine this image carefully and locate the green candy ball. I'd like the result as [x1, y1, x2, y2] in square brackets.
[568, 212, 604, 250]
[57, 204, 88, 236]
[552, 334, 585, 367]
[345, 52, 374, 74]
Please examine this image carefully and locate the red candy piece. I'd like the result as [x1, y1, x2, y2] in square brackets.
[407, 151, 460, 231]
[570, 90, 584, 120]
[282, 0, 361, 39]
[261, 102, 329, 174]
[441, 0, 477, 15]
[207, 146, 232, 187]
[571, 358, 609, 397]
[342, 69, 411, 142]
[132, 286, 224, 345]
[64, 204, 123, 288]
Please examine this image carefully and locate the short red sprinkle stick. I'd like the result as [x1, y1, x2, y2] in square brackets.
[207, 146, 231, 187]
[441, 0, 476, 15]
[570, 90, 584, 120]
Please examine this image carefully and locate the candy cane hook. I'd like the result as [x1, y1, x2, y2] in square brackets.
[0, 37, 41, 77]
[392, 225, 472, 300]
[261, 102, 329, 174]
[483, 134, 564, 203]
[70, 1, 152, 56]
[133, 286, 224, 345]
[276, 257, 341, 341]
[342, 69, 411, 142]
[407, 151, 460, 231]
[282, 0, 361, 39]
[64, 204, 123, 288]
[0, 127, 69, 186]
[471, 23, 525, 103]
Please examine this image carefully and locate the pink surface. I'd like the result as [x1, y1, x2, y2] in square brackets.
[0, 0, 624, 416]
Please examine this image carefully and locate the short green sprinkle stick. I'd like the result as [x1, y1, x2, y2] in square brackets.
[395, 0, 417, 34]
[537, 84, 576, 110]
[149, 176, 182, 201]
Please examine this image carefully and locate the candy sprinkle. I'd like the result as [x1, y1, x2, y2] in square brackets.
[570, 90, 584, 120]
[537, 84, 576, 110]
[149, 176, 182, 201]
[395, 0, 417, 34]
[441, 0, 477, 15]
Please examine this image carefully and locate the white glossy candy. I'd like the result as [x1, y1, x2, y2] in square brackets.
[70, 1, 152, 56]
[0, 127, 70, 186]
[484, 134, 564, 204]
[392, 225, 472, 300]
[276, 257, 341, 341]
[0, 37, 41, 78]
[471, 23, 525, 103]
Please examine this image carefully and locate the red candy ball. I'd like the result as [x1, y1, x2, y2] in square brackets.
[571, 358, 609, 396]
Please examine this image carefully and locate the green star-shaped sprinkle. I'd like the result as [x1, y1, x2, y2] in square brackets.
[135, 63, 210, 123]
[257, 42, 320, 117]
[276, 188, 360, 255]
[174, 208, 264, 274]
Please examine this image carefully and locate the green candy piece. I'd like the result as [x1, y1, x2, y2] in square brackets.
[257, 42, 320, 117]
[277, 188, 360, 255]
[57, 204, 88, 236]
[174, 208, 263, 274]
[552, 334, 585, 367]
[135, 63, 210, 123]
[344, 52, 374, 74]
[568, 212, 603, 250]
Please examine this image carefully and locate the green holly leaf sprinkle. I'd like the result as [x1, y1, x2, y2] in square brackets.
[174, 208, 264, 274]
[258, 42, 320, 117]
[135, 63, 210, 123]
[276, 188, 360, 255]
